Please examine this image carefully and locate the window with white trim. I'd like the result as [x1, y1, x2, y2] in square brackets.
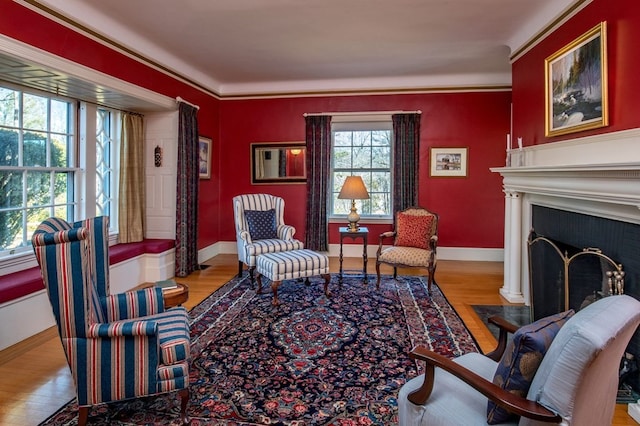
[0, 83, 123, 257]
[330, 117, 393, 219]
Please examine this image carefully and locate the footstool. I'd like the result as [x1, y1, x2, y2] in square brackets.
[255, 249, 331, 305]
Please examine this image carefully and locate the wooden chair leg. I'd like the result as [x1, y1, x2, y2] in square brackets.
[77, 406, 89, 426]
[237, 261, 243, 277]
[178, 388, 190, 425]
[376, 261, 382, 289]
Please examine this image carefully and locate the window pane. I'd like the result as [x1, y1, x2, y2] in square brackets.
[0, 88, 19, 128]
[0, 210, 23, 250]
[0, 170, 23, 208]
[0, 128, 19, 166]
[333, 147, 352, 169]
[23, 93, 48, 131]
[372, 130, 391, 146]
[334, 131, 352, 147]
[353, 148, 371, 169]
[26, 171, 50, 207]
[54, 172, 71, 205]
[23, 131, 47, 167]
[372, 146, 391, 168]
[27, 207, 51, 241]
[370, 192, 391, 215]
[50, 100, 69, 133]
[50, 134, 69, 167]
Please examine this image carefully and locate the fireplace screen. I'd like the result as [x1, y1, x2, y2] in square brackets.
[527, 230, 625, 321]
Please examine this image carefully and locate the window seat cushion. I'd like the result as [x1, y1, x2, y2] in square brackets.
[0, 239, 175, 304]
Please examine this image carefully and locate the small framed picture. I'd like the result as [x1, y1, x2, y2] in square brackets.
[199, 136, 212, 179]
[430, 147, 468, 177]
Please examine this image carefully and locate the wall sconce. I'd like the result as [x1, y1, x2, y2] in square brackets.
[290, 148, 302, 156]
[154, 145, 162, 167]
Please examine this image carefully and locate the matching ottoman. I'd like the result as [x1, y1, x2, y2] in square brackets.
[256, 249, 331, 305]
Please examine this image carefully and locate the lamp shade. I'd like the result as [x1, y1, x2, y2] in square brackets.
[338, 176, 370, 200]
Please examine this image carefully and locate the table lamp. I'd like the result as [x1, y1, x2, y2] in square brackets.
[338, 176, 370, 232]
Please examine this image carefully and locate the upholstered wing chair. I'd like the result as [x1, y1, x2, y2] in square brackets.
[32, 216, 190, 426]
[376, 206, 438, 291]
[398, 295, 640, 425]
[233, 193, 304, 283]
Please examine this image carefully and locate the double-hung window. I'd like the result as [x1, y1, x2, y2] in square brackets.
[330, 117, 393, 219]
[0, 83, 123, 258]
[0, 85, 76, 256]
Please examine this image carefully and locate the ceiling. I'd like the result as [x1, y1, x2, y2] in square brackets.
[27, 0, 579, 97]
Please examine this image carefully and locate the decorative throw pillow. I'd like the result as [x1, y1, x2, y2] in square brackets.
[245, 209, 277, 240]
[487, 309, 575, 424]
[395, 212, 434, 250]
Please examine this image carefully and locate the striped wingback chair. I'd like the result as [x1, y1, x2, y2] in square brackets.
[233, 193, 304, 282]
[32, 216, 190, 426]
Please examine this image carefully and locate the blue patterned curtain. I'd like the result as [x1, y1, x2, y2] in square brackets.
[304, 115, 331, 251]
[175, 103, 199, 277]
[392, 113, 421, 213]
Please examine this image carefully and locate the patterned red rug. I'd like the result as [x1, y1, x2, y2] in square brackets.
[41, 274, 478, 425]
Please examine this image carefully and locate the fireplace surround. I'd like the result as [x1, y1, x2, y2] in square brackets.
[492, 127, 640, 357]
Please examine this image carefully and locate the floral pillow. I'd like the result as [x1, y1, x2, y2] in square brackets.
[395, 212, 434, 250]
[487, 309, 575, 424]
[245, 209, 277, 240]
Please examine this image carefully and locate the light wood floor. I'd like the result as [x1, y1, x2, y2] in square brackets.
[0, 255, 635, 425]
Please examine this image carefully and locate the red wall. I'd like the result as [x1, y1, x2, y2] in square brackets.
[1, 2, 222, 249]
[513, 0, 640, 146]
[220, 92, 510, 248]
[3, 2, 510, 251]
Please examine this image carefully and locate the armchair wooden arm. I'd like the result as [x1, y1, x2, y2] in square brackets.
[407, 346, 561, 423]
[377, 231, 396, 257]
[485, 315, 519, 361]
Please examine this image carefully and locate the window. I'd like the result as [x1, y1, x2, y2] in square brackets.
[95, 107, 119, 220]
[330, 118, 393, 218]
[0, 84, 123, 258]
[0, 85, 76, 255]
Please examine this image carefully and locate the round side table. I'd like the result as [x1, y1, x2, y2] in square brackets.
[161, 283, 189, 308]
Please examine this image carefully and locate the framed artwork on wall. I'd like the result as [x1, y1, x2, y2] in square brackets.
[199, 136, 212, 179]
[545, 22, 608, 137]
[429, 147, 468, 177]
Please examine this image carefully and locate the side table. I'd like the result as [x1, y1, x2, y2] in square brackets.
[339, 226, 368, 285]
[162, 283, 189, 308]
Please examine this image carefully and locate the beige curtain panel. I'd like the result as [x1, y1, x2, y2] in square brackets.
[118, 113, 145, 243]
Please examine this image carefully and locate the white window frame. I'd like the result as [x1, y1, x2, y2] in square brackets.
[329, 114, 394, 223]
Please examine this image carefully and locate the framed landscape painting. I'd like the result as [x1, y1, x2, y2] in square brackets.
[545, 22, 608, 137]
[430, 147, 468, 177]
[199, 136, 212, 179]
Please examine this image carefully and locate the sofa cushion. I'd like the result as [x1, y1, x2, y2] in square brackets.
[487, 309, 575, 424]
[245, 209, 277, 240]
[395, 212, 434, 250]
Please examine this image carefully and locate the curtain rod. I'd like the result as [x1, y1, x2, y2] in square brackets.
[176, 96, 200, 110]
[303, 110, 421, 117]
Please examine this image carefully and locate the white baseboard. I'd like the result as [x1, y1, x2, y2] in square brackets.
[205, 241, 504, 263]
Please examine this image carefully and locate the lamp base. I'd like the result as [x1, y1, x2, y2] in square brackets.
[346, 200, 361, 232]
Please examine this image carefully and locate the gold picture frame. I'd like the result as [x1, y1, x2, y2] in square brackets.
[545, 22, 608, 137]
[429, 147, 468, 177]
[198, 136, 212, 179]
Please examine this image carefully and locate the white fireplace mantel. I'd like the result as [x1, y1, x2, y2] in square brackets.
[491, 128, 640, 304]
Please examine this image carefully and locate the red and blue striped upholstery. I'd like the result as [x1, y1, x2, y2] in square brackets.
[233, 193, 304, 268]
[32, 216, 190, 409]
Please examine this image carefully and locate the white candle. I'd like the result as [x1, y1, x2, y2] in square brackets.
[507, 134, 511, 151]
[517, 137, 523, 150]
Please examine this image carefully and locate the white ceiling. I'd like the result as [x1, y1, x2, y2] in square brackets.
[29, 0, 579, 97]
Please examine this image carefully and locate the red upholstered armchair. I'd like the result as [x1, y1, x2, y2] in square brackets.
[376, 206, 438, 291]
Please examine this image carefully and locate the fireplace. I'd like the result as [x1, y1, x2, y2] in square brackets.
[491, 128, 640, 392]
[528, 206, 637, 322]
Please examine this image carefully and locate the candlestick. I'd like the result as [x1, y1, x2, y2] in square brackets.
[517, 137, 523, 150]
[507, 134, 511, 151]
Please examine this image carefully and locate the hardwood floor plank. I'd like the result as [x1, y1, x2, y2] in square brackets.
[0, 255, 633, 424]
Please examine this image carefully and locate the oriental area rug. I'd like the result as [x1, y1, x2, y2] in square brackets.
[41, 274, 478, 425]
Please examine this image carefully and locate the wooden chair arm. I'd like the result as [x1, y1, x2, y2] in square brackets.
[408, 346, 561, 423]
[377, 231, 396, 256]
[485, 315, 520, 361]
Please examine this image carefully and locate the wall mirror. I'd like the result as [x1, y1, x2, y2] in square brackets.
[251, 142, 307, 184]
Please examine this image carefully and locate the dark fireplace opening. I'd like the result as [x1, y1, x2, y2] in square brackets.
[529, 205, 640, 397]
